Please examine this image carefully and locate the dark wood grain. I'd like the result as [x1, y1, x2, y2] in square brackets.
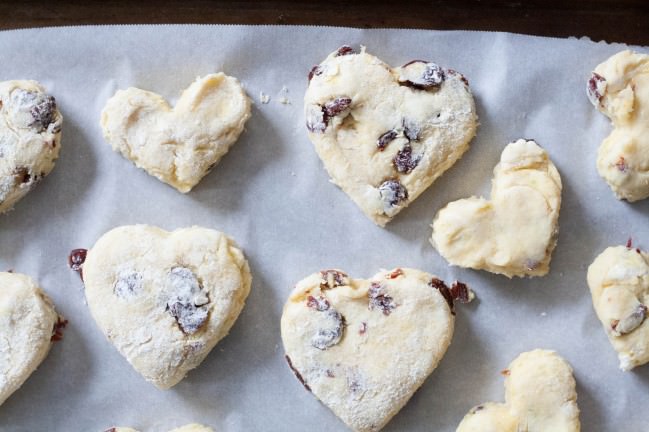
[2, 0, 649, 45]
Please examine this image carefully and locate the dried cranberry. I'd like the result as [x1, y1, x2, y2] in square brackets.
[627, 237, 633, 248]
[50, 316, 68, 342]
[587, 72, 607, 107]
[308, 65, 323, 82]
[286, 355, 311, 392]
[311, 309, 345, 350]
[323, 97, 352, 117]
[399, 60, 445, 88]
[320, 269, 349, 289]
[165, 267, 210, 335]
[377, 129, 398, 151]
[387, 268, 403, 279]
[378, 179, 408, 207]
[335, 45, 355, 56]
[393, 144, 420, 174]
[368, 282, 396, 315]
[450, 281, 472, 304]
[68, 249, 88, 280]
[306, 295, 330, 311]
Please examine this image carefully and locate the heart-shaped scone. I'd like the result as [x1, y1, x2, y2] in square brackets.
[0, 272, 62, 406]
[0, 80, 62, 214]
[281, 268, 473, 431]
[587, 50, 649, 202]
[456, 349, 580, 432]
[106, 424, 213, 432]
[101, 73, 251, 193]
[304, 46, 477, 226]
[431, 139, 562, 278]
[587, 244, 649, 370]
[74, 224, 251, 389]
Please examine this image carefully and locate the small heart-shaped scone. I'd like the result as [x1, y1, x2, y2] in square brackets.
[304, 46, 477, 226]
[431, 139, 562, 278]
[0, 272, 62, 406]
[587, 50, 649, 202]
[76, 224, 251, 389]
[587, 244, 649, 370]
[456, 349, 580, 432]
[281, 268, 473, 431]
[0, 80, 62, 214]
[105, 424, 214, 432]
[101, 73, 251, 193]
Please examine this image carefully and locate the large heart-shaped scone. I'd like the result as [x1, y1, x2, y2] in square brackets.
[587, 50, 649, 202]
[101, 73, 251, 193]
[456, 349, 580, 432]
[587, 244, 649, 370]
[75, 224, 251, 389]
[304, 46, 477, 226]
[281, 268, 473, 431]
[106, 424, 213, 432]
[0, 272, 62, 406]
[0, 80, 62, 214]
[431, 139, 562, 278]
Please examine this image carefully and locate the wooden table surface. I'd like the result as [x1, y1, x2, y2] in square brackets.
[3, 0, 649, 45]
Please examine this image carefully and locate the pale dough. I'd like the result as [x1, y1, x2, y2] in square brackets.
[281, 268, 457, 432]
[431, 139, 562, 278]
[0, 272, 59, 406]
[456, 349, 580, 432]
[587, 50, 649, 201]
[101, 73, 251, 193]
[304, 46, 477, 226]
[587, 245, 649, 370]
[106, 424, 213, 432]
[81, 225, 251, 389]
[0, 80, 62, 214]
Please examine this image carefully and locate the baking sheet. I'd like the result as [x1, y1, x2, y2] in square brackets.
[0, 25, 647, 431]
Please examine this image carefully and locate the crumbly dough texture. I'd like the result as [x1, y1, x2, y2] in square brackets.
[587, 245, 649, 370]
[304, 46, 477, 226]
[431, 139, 562, 278]
[0, 80, 62, 214]
[588, 50, 649, 202]
[456, 349, 580, 432]
[281, 268, 455, 432]
[107, 424, 214, 432]
[101, 73, 251, 193]
[83, 225, 252, 389]
[0, 272, 59, 406]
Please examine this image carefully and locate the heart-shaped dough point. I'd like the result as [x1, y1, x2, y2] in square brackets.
[0, 272, 61, 407]
[281, 268, 471, 432]
[431, 139, 562, 278]
[101, 73, 251, 192]
[587, 244, 649, 370]
[0, 80, 62, 214]
[587, 50, 649, 202]
[78, 225, 251, 389]
[304, 46, 477, 226]
[456, 349, 580, 432]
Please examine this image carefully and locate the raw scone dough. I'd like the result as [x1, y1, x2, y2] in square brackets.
[431, 139, 562, 278]
[304, 46, 477, 226]
[0, 80, 62, 213]
[105, 424, 214, 432]
[587, 50, 649, 201]
[101, 73, 251, 193]
[80, 225, 252, 389]
[281, 268, 468, 432]
[587, 245, 649, 370]
[0, 272, 60, 406]
[456, 349, 580, 432]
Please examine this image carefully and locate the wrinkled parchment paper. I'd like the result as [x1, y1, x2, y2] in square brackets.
[0, 25, 647, 432]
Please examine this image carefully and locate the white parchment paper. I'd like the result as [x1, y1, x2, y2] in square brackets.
[0, 25, 647, 432]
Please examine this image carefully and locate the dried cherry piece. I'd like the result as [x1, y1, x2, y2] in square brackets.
[393, 144, 420, 174]
[68, 248, 88, 280]
[429, 277, 454, 312]
[368, 282, 396, 315]
[378, 179, 408, 207]
[51, 316, 68, 342]
[30, 95, 56, 131]
[616, 156, 628, 172]
[587, 72, 607, 107]
[308, 65, 323, 82]
[335, 45, 355, 56]
[165, 267, 210, 335]
[399, 60, 445, 88]
[320, 269, 349, 289]
[286, 354, 311, 392]
[323, 97, 352, 118]
[402, 118, 421, 141]
[450, 281, 472, 304]
[311, 309, 345, 350]
[377, 129, 398, 151]
[387, 268, 403, 279]
[306, 295, 330, 311]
